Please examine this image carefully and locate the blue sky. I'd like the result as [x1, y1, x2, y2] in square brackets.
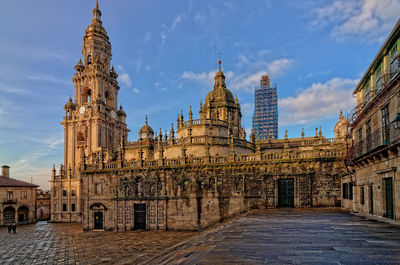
[0, 0, 399, 189]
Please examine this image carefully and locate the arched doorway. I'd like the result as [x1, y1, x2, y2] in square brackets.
[17, 206, 29, 223]
[89, 203, 107, 230]
[4, 206, 15, 224]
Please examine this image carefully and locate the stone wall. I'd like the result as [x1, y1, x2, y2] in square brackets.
[81, 156, 344, 231]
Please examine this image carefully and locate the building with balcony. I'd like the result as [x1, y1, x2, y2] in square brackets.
[0, 165, 38, 226]
[252, 75, 278, 140]
[343, 19, 400, 221]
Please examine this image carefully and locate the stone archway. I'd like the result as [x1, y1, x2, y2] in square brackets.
[17, 206, 29, 223]
[4, 206, 15, 224]
[89, 203, 107, 230]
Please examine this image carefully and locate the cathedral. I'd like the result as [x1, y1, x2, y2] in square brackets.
[51, 2, 349, 230]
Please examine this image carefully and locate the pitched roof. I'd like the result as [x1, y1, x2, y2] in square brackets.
[0, 176, 38, 187]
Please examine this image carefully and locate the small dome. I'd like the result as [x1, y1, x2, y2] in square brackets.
[64, 97, 76, 110]
[139, 116, 154, 138]
[205, 86, 235, 105]
[117, 106, 126, 117]
[83, 1, 110, 44]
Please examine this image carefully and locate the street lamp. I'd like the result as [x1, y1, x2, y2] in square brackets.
[393, 113, 400, 129]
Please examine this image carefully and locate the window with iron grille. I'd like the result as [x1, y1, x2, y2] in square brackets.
[390, 44, 398, 78]
[376, 66, 383, 92]
[365, 120, 371, 152]
[364, 81, 371, 104]
[381, 105, 390, 145]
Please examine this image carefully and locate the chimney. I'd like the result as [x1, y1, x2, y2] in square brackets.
[1, 165, 10, 178]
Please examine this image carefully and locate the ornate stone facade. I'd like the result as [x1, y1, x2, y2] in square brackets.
[51, 2, 348, 230]
[50, 1, 128, 223]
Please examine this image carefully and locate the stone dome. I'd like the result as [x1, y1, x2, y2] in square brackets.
[204, 61, 235, 105]
[139, 116, 154, 138]
[83, 0, 110, 44]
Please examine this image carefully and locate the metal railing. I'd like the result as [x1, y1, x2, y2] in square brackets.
[3, 199, 17, 204]
[350, 123, 400, 160]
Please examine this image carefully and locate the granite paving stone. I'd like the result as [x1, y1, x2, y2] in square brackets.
[0, 222, 196, 264]
[146, 208, 400, 264]
[2, 209, 400, 264]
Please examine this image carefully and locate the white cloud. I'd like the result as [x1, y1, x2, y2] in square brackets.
[279, 78, 358, 126]
[133, 56, 143, 72]
[143, 32, 152, 43]
[181, 58, 293, 93]
[266, 59, 294, 77]
[0, 83, 29, 95]
[229, 71, 264, 92]
[0, 44, 71, 63]
[161, 14, 184, 44]
[27, 74, 70, 86]
[154, 82, 167, 91]
[118, 73, 132, 87]
[132, 88, 141, 94]
[312, 0, 400, 41]
[305, 69, 332, 79]
[181, 70, 216, 85]
[181, 56, 294, 92]
[117, 65, 133, 87]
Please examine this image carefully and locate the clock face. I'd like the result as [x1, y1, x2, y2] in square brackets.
[142, 133, 147, 138]
[79, 106, 86, 114]
[111, 110, 116, 119]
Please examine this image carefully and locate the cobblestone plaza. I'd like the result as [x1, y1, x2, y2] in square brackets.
[1, 209, 400, 264]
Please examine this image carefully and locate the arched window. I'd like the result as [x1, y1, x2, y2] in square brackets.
[87, 55, 92, 66]
[84, 89, 92, 104]
[105, 91, 113, 107]
[77, 132, 85, 146]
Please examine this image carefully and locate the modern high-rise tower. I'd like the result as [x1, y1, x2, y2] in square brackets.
[252, 75, 278, 140]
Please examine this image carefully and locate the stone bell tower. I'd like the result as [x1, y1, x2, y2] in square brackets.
[62, 0, 128, 177]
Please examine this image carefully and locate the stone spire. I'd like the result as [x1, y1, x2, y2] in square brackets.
[180, 110, 184, 123]
[189, 106, 193, 121]
[83, 0, 110, 68]
[170, 123, 175, 144]
[214, 60, 226, 89]
[92, 0, 102, 24]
